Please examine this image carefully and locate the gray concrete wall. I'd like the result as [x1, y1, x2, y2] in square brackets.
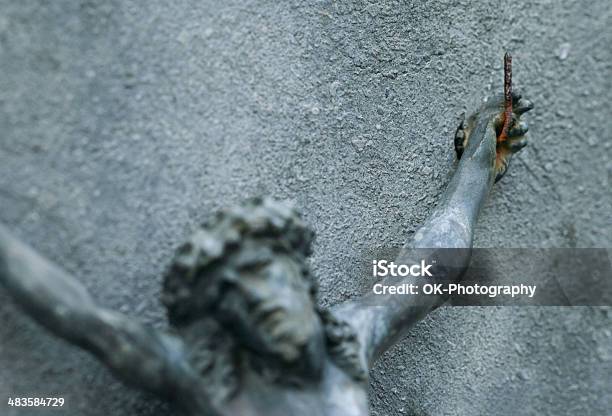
[0, 1, 610, 415]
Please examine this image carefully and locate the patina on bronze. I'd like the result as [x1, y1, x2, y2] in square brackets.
[0, 85, 533, 415]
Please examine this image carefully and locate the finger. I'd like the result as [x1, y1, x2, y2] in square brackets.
[509, 138, 528, 153]
[493, 113, 505, 131]
[455, 128, 465, 140]
[454, 126, 466, 158]
[495, 153, 513, 183]
[515, 99, 534, 115]
[508, 120, 529, 138]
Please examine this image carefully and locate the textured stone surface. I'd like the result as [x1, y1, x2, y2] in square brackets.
[0, 1, 610, 415]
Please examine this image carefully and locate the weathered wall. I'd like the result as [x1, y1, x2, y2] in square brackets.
[0, 1, 610, 415]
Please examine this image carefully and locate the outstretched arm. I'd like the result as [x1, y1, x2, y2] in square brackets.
[0, 225, 217, 413]
[332, 92, 533, 368]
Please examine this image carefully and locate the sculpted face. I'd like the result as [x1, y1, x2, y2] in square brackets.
[216, 249, 324, 366]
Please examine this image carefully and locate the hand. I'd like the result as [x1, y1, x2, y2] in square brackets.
[454, 91, 534, 182]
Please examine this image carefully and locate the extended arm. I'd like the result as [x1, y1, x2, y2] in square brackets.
[0, 225, 217, 413]
[333, 92, 533, 367]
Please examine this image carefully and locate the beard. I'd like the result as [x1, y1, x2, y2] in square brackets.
[249, 304, 325, 382]
[252, 302, 320, 362]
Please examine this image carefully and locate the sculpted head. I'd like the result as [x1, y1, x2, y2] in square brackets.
[162, 198, 324, 370]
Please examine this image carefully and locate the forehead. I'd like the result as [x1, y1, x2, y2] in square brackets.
[230, 238, 297, 266]
[228, 244, 308, 280]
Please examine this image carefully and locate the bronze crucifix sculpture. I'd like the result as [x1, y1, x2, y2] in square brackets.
[0, 73, 532, 414]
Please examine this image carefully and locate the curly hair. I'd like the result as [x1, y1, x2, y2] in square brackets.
[162, 197, 315, 326]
